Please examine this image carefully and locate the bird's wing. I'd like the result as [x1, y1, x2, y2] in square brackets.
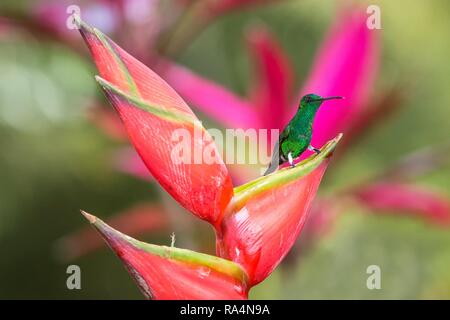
[279, 125, 290, 142]
[263, 127, 289, 176]
[277, 126, 290, 156]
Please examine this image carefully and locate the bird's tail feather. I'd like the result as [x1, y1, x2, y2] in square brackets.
[263, 141, 281, 176]
[263, 161, 279, 176]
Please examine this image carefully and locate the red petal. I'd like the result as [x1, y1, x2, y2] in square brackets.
[217, 135, 341, 285]
[160, 61, 259, 129]
[355, 182, 450, 226]
[82, 211, 248, 300]
[246, 26, 294, 131]
[76, 18, 233, 225]
[76, 17, 194, 116]
[293, 8, 380, 158]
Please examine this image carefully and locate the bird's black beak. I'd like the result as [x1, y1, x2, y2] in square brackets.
[317, 96, 344, 102]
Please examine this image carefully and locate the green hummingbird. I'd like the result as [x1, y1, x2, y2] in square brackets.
[264, 94, 343, 175]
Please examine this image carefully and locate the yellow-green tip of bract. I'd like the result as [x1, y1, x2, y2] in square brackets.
[79, 211, 249, 284]
[80, 210, 97, 224]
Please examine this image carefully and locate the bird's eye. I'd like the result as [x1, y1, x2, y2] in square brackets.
[304, 97, 310, 103]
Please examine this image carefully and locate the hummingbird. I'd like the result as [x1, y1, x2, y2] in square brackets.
[264, 94, 343, 175]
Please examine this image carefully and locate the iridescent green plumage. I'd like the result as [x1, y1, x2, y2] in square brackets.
[264, 94, 343, 175]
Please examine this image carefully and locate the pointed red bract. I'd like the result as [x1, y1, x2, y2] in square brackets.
[219, 164, 328, 285]
[77, 18, 233, 225]
[83, 212, 248, 300]
[160, 61, 258, 129]
[216, 135, 340, 285]
[247, 26, 293, 131]
[355, 182, 450, 226]
[294, 8, 379, 158]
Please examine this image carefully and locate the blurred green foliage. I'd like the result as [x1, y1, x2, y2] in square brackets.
[0, 0, 449, 299]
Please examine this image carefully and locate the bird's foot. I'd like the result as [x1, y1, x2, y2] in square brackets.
[308, 145, 321, 154]
[288, 152, 295, 168]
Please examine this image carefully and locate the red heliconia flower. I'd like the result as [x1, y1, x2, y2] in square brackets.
[102, 7, 380, 183]
[161, 8, 379, 175]
[216, 136, 340, 285]
[246, 25, 294, 135]
[76, 16, 341, 296]
[75, 16, 233, 227]
[355, 182, 450, 226]
[295, 9, 379, 156]
[74, 7, 449, 270]
[81, 211, 249, 299]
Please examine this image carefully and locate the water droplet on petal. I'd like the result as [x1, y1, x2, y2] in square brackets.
[234, 285, 243, 294]
[197, 266, 211, 279]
